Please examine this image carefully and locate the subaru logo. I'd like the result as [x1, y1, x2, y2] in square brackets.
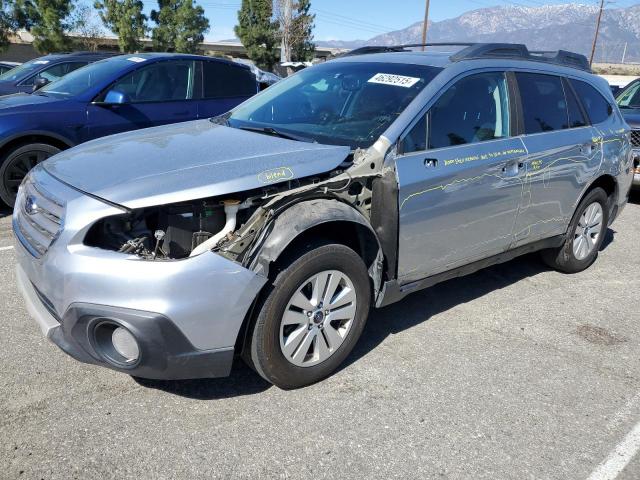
[24, 195, 40, 216]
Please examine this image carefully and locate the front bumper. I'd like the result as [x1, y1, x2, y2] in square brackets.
[14, 166, 267, 380]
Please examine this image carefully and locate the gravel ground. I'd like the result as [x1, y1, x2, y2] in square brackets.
[1, 192, 639, 480]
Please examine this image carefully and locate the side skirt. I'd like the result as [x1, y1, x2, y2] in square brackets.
[375, 235, 565, 308]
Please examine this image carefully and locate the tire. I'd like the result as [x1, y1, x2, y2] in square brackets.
[0, 143, 60, 206]
[541, 187, 609, 273]
[246, 243, 371, 389]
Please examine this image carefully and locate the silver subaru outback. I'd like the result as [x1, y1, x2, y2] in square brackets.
[14, 43, 635, 389]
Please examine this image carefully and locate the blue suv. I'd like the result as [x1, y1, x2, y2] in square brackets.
[0, 52, 114, 95]
[0, 53, 265, 205]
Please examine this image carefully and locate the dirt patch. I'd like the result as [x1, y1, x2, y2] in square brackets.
[576, 324, 627, 346]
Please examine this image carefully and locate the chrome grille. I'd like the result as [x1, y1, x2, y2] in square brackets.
[631, 130, 640, 148]
[14, 175, 65, 258]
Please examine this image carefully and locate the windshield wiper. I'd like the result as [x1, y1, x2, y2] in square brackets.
[237, 125, 316, 143]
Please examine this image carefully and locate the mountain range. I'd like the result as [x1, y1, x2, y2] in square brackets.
[316, 4, 640, 63]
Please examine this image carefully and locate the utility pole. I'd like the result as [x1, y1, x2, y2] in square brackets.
[589, 0, 605, 66]
[421, 0, 430, 51]
[622, 41, 627, 64]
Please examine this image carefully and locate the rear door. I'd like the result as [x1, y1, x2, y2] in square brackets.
[511, 72, 602, 247]
[197, 59, 257, 118]
[86, 59, 198, 140]
[395, 71, 526, 283]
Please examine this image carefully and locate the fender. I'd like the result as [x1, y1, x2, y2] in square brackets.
[0, 130, 76, 151]
[248, 198, 384, 292]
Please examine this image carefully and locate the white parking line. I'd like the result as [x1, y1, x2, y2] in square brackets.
[587, 420, 640, 480]
[0, 245, 13, 251]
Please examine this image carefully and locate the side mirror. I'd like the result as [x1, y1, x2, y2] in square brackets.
[103, 90, 130, 105]
[32, 77, 49, 92]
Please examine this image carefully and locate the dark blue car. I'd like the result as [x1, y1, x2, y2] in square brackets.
[0, 53, 266, 204]
[0, 52, 114, 96]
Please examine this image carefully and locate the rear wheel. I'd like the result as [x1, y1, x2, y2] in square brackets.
[541, 187, 609, 273]
[0, 143, 60, 206]
[246, 243, 371, 389]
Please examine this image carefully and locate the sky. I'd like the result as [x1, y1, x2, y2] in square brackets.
[134, 0, 639, 42]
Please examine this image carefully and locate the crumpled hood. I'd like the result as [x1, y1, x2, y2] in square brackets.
[43, 120, 350, 209]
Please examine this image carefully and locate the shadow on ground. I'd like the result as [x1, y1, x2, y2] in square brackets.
[0, 205, 11, 219]
[136, 227, 616, 399]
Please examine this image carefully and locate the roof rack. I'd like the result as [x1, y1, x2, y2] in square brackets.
[339, 43, 475, 57]
[449, 43, 592, 72]
[343, 42, 592, 72]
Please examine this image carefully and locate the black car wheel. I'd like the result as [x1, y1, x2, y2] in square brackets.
[0, 143, 60, 206]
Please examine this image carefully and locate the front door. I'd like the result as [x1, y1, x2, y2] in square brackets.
[86, 60, 198, 140]
[395, 71, 525, 283]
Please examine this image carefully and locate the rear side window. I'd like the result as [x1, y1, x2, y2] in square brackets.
[202, 61, 256, 98]
[570, 79, 611, 125]
[564, 79, 588, 128]
[516, 73, 568, 134]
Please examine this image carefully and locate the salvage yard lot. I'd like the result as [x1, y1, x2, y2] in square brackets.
[1, 193, 639, 480]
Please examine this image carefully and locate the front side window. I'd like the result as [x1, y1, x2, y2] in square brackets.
[23, 62, 87, 86]
[108, 61, 195, 103]
[402, 71, 510, 153]
[517, 73, 568, 134]
[570, 79, 611, 124]
[203, 61, 256, 98]
[228, 61, 442, 149]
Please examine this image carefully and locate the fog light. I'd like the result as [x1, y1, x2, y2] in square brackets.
[111, 327, 139, 363]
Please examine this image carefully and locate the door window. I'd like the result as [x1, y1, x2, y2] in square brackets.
[402, 71, 510, 153]
[570, 79, 611, 124]
[565, 80, 588, 128]
[108, 61, 195, 102]
[516, 73, 570, 133]
[202, 61, 256, 98]
[22, 62, 87, 86]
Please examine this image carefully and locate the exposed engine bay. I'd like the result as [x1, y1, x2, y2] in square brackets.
[84, 149, 384, 264]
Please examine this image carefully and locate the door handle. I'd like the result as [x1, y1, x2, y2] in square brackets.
[580, 143, 596, 155]
[501, 161, 520, 177]
[423, 158, 438, 168]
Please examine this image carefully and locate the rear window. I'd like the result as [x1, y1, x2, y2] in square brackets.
[516, 72, 568, 134]
[570, 79, 611, 125]
[203, 61, 256, 98]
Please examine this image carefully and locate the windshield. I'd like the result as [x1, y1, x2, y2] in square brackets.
[0, 58, 49, 82]
[228, 61, 442, 149]
[616, 80, 640, 109]
[39, 57, 129, 98]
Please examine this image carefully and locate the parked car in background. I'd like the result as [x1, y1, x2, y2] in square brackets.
[0, 53, 263, 205]
[616, 78, 640, 188]
[0, 61, 21, 75]
[13, 43, 633, 389]
[0, 52, 114, 96]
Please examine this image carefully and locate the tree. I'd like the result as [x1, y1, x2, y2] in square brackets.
[274, 0, 315, 69]
[94, 0, 146, 52]
[235, 0, 278, 71]
[15, 0, 75, 53]
[290, 0, 314, 62]
[0, 0, 17, 53]
[71, 2, 104, 51]
[151, 0, 209, 53]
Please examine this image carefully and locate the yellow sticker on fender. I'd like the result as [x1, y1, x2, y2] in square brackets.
[258, 167, 294, 184]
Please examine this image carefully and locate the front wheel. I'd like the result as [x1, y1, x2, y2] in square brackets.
[0, 143, 60, 206]
[246, 243, 371, 389]
[541, 187, 609, 273]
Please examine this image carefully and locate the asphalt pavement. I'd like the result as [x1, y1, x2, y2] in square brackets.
[1, 193, 639, 480]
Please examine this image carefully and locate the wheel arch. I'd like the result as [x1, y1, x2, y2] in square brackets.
[575, 174, 618, 224]
[249, 199, 384, 287]
[0, 131, 74, 161]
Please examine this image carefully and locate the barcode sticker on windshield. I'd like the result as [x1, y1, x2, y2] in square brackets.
[368, 73, 420, 88]
[127, 57, 146, 63]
